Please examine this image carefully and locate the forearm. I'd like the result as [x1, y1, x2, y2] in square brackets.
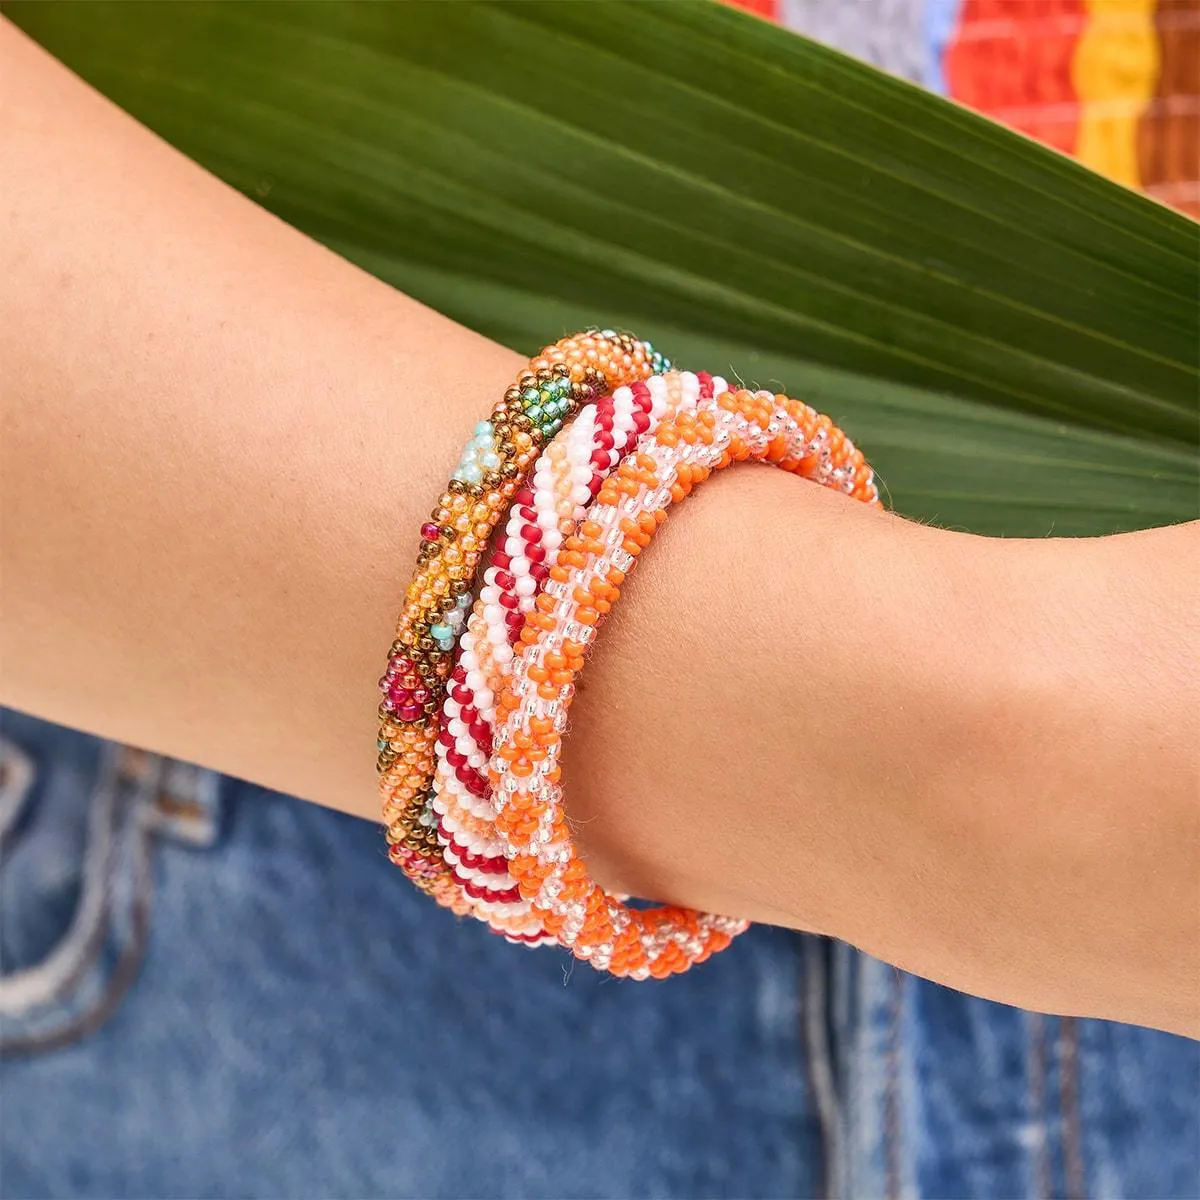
[0, 21, 522, 816]
[2, 24, 1196, 1034]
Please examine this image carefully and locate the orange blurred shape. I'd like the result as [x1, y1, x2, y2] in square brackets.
[725, 0, 781, 20]
[946, 0, 1086, 154]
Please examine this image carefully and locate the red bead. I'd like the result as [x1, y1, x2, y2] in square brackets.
[495, 570, 515, 591]
[462, 768, 490, 799]
[457, 873, 521, 905]
[526, 544, 546, 564]
[420, 522, 441, 541]
[520, 523, 541, 542]
[591, 450, 611, 470]
[492, 551, 511, 570]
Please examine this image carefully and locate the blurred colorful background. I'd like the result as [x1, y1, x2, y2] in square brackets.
[732, 0, 1198, 216]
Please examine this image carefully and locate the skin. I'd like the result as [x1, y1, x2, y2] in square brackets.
[2, 23, 1197, 1036]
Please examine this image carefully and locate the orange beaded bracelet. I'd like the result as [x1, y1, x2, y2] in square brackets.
[490, 387, 880, 977]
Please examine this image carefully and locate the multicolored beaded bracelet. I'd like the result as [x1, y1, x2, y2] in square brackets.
[488, 386, 880, 978]
[377, 331, 668, 900]
[431, 371, 727, 937]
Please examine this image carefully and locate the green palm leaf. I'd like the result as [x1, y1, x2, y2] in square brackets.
[10, 0, 1197, 535]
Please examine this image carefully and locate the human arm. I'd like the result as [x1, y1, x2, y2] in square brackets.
[2, 22, 1196, 1034]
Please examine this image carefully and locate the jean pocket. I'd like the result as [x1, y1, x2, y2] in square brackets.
[0, 710, 221, 1057]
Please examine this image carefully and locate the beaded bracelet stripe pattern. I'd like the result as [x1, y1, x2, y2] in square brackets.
[376, 332, 668, 897]
[489, 387, 879, 978]
[431, 371, 725, 938]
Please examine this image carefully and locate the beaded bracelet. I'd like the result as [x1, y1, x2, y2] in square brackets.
[489, 386, 879, 978]
[432, 371, 726, 937]
[377, 331, 668, 901]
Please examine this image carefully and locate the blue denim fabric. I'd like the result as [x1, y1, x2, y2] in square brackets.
[1, 708, 1197, 1199]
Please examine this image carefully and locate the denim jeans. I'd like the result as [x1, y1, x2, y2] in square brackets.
[1, 708, 1196, 1199]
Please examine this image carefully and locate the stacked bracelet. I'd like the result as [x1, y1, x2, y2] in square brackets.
[377, 331, 668, 904]
[379, 336, 879, 976]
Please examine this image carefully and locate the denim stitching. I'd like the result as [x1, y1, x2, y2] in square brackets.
[1027, 1010, 1052, 1200]
[801, 936, 841, 1200]
[0, 746, 163, 1056]
[1059, 1016, 1087, 1200]
[884, 967, 904, 1200]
